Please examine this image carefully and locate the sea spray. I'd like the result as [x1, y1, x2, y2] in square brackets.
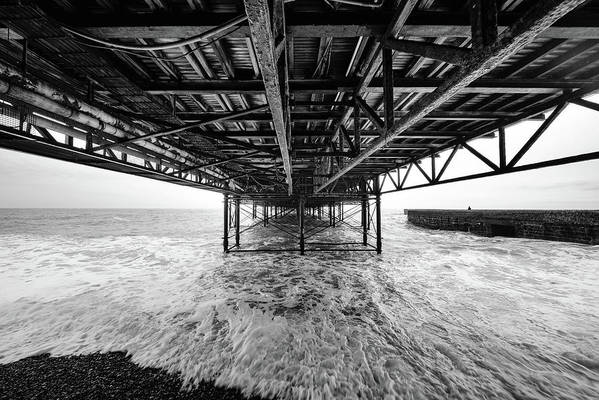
[1, 209, 598, 399]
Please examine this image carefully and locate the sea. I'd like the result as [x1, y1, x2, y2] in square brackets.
[0, 208, 598, 400]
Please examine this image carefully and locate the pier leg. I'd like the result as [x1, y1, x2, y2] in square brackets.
[252, 202, 256, 219]
[499, 126, 506, 169]
[264, 204, 269, 226]
[332, 202, 336, 227]
[374, 178, 382, 254]
[367, 200, 371, 231]
[299, 197, 305, 255]
[223, 194, 229, 253]
[360, 182, 367, 246]
[235, 197, 240, 247]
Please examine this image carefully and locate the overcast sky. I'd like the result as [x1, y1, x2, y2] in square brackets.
[0, 96, 598, 210]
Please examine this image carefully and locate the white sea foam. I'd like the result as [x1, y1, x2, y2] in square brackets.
[0, 209, 598, 399]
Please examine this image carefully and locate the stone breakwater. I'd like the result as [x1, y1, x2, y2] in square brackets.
[405, 209, 599, 244]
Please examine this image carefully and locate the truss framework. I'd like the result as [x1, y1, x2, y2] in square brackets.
[376, 92, 599, 194]
[223, 195, 382, 254]
[0, 0, 598, 253]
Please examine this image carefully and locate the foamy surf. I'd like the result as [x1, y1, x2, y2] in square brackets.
[1, 209, 598, 399]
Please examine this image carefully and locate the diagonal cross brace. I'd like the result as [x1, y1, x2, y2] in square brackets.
[94, 105, 268, 151]
[316, 0, 588, 193]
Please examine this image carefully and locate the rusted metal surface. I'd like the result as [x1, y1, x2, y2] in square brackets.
[0, 0, 597, 201]
[316, 0, 591, 192]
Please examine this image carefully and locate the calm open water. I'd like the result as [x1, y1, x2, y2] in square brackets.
[0, 208, 598, 399]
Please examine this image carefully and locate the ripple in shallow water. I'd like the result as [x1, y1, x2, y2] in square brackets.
[0, 209, 598, 399]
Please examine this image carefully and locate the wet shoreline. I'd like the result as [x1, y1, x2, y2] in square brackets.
[0, 352, 269, 400]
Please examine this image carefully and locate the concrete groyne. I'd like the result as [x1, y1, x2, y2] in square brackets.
[405, 210, 599, 244]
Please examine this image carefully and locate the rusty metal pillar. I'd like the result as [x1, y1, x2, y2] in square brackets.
[499, 126, 506, 169]
[360, 181, 367, 246]
[234, 197, 240, 247]
[383, 47, 394, 131]
[332, 201, 336, 227]
[223, 194, 229, 253]
[263, 203, 268, 227]
[329, 203, 333, 226]
[299, 197, 305, 255]
[374, 177, 382, 254]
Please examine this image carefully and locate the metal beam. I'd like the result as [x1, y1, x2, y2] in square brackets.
[176, 110, 545, 122]
[571, 98, 599, 113]
[143, 78, 594, 95]
[70, 11, 599, 39]
[355, 96, 384, 130]
[383, 151, 599, 193]
[387, 82, 599, 179]
[316, 0, 588, 192]
[383, 38, 472, 65]
[243, 0, 293, 194]
[220, 129, 466, 139]
[94, 105, 268, 150]
[508, 102, 567, 167]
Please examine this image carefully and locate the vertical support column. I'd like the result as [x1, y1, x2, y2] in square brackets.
[252, 202, 256, 219]
[234, 197, 241, 247]
[367, 198, 371, 231]
[470, 0, 498, 51]
[223, 194, 229, 253]
[332, 201, 336, 227]
[360, 181, 368, 246]
[374, 177, 382, 254]
[339, 125, 344, 168]
[498, 126, 506, 169]
[383, 47, 394, 131]
[299, 197, 305, 255]
[353, 93, 360, 155]
[431, 153, 436, 182]
[86, 133, 93, 152]
[329, 203, 333, 226]
[263, 203, 269, 227]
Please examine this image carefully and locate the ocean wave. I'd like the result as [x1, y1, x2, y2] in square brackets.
[1, 210, 598, 399]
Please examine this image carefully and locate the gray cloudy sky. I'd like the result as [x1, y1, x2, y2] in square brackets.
[0, 96, 598, 209]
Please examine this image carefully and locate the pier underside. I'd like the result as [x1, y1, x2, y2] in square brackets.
[223, 195, 382, 253]
[1, 0, 599, 252]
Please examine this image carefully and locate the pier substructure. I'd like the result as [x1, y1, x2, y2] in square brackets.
[1, 0, 598, 255]
[223, 194, 229, 253]
[223, 193, 381, 254]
